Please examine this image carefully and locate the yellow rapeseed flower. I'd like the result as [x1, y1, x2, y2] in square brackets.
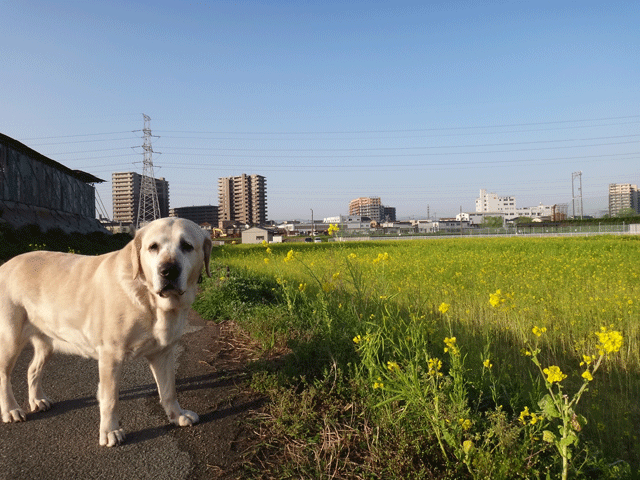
[582, 370, 593, 381]
[353, 335, 362, 344]
[489, 289, 504, 308]
[529, 411, 542, 425]
[283, 249, 295, 263]
[595, 327, 623, 355]
[328, 223, 340, 236]
[543, 365, 567, 384]
[483, 358, 493, 369]
[428, 358, 443, 377]
[580, 355, 593, 366]
[532, 326, 547, 337]
[438, 302, 450, 314]
[387, 361, 400, 372]
[519, 406, 531, 425]
[373, 252, 390, 264]
[459, 418, 472, 431]
[444, 336, 459, 355]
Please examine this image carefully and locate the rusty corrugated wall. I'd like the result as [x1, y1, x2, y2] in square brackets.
[0, 133, 107, 233]
[0, 141, 94, 217]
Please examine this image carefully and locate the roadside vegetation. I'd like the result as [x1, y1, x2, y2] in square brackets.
[194, 234, 640, 479]
[0, 222, 131, 262]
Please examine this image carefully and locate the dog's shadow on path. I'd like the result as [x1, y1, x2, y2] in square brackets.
[25, 369, 262, 445]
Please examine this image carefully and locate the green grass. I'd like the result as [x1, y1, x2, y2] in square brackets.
[194, 236, 640, 479]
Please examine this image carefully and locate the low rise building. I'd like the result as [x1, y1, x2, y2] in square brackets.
[476, 189, 516, 217]
[169, 205, 218, 226]
[242, 226, 277, 244]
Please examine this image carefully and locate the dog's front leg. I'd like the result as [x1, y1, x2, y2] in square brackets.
[97, 348, 125, 446]
[147, 347, 199, 427]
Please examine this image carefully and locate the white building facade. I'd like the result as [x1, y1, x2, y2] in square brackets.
[609, 183, 639, 216]
[475, 189, 517, 218]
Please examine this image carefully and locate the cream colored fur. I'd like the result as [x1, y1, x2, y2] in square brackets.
[0, 217, 212, 446]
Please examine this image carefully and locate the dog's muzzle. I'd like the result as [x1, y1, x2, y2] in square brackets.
[158, 262, 185, 297]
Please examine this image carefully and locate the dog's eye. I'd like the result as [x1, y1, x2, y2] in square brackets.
[148, 243, 159, 252]
[181, 241, 194, 252]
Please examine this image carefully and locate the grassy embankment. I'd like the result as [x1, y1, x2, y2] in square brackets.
[194, 235, 640, 479]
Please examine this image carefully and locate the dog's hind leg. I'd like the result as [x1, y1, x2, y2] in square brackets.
[27, 335, 53, 412]
[0, 304, 28, 423]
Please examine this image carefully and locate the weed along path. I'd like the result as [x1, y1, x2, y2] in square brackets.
[0, 309, 264, 480]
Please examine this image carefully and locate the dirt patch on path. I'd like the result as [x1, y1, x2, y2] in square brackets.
[171, 310, 267, 479]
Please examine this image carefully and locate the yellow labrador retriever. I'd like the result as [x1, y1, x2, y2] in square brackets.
[0, 217, 211, 446]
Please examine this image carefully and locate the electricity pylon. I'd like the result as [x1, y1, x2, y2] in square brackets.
[136, 114, 161, 228]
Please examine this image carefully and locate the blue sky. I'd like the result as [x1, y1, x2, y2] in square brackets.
[2, 0, 638, 220]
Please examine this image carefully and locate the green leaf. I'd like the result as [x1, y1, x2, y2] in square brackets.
[538, 394, 560, 418]
[542, 430, 556, 443]
[559, 434, 578, 450]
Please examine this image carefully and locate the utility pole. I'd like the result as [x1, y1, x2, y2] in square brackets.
[310, 209, 314, 236]
[136, 114, 161, 228]
[571, 171, 583, 220]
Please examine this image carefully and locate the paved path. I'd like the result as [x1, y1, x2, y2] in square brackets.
[0, 311, 261, 480]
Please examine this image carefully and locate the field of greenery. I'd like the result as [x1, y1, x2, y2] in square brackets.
[194, 234, 640, 479]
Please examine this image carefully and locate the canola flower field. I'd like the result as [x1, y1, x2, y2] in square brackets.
[207, 234, 640, 478]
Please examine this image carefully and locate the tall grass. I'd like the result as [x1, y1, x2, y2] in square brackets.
[197, 236, 640, 478]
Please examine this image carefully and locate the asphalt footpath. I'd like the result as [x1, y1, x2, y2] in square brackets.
[0, 310, 262, 480]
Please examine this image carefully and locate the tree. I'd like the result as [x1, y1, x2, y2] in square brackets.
[616, 208, 638, 218]
[481, 216, 503, 228]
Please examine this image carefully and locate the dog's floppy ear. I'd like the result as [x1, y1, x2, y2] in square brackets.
[131, 229, 143, 280]
[203, 234, 212, 278]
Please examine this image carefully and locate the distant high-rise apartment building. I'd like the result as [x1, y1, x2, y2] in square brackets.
[383, 206, 397, 222]
[112, 172, 169, 224]
[348, 196, 396, 222]
[218, 174, 267, 226]
[349, 197, 382, 221]
[169, 205, 219, 226]
[349, 197, 381, 215]
[608, 183, 639, 216]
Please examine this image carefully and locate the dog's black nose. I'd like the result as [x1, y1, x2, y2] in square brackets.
[159, 263, 181, 281]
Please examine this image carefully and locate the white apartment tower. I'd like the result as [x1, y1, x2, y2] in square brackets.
[609, 183, 639, 217]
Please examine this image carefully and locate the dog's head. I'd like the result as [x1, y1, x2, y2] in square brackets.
[131, 218, 212, 308]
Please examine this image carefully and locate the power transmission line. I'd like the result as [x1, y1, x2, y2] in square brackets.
[154, 114, 640, 135]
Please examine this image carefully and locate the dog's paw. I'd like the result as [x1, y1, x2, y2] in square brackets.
[100, 428, 126, 447]
[29, 396, 52, 412]
[2, 408, 27, 423]
[175, 409, 199, 427]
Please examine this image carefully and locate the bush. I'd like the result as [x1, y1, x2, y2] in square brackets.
[0, 222, 131, 262]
